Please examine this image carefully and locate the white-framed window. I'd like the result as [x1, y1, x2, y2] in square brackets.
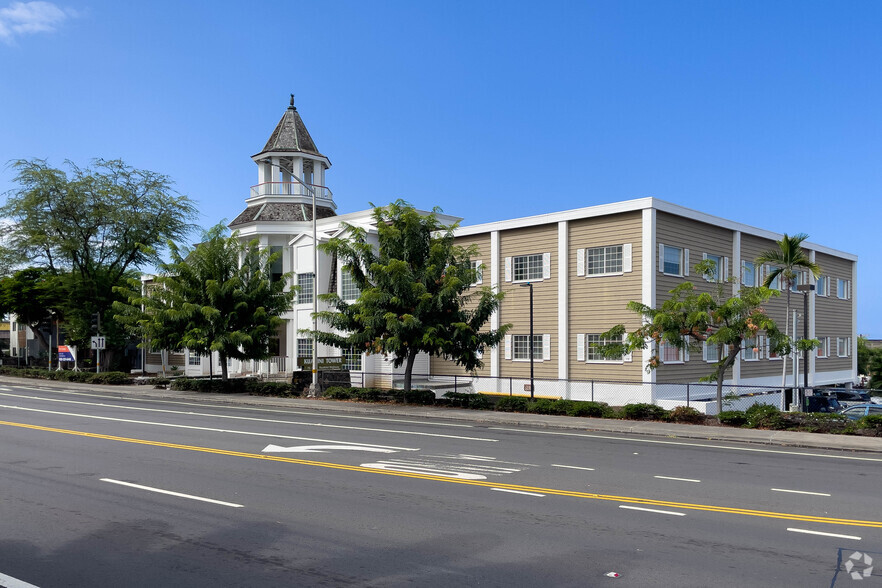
[765, 266, 782, 290]
[661, 245, 685, 276]
[585, 334, 622, 362]
[817, 337, 828, 358]
[703, 341, 728, 363]
[297, 273, 315, 304]
[340, 270, 360, 301]
[741, 261, 756, 287]
[297, 338, 313, 359]
[188, 352, 201, 366]
[837, 278, 851, 300]
[587, 245, 623, 275]
[703, 253, 725, 282]
[470, 260, 484, 286]
[837, 337, 850, 357]
[742, 337, 759, 361]
[660, 342, 684, 364]
[789, 271, 808, 293]
[342, 347, 362, 371]
[513, 254, 544, 282]
[512, 334, 543, 360]
[816, 275, 828, 297]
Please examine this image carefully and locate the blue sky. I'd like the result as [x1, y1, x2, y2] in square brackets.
[1, 1, 880, 334]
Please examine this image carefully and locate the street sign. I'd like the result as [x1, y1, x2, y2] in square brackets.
[91, 336, 106, 350]
[58, 345, 75, 362]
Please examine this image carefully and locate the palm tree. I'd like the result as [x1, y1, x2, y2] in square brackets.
[756, 233, 821, 405]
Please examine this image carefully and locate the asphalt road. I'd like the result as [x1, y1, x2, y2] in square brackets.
[1, 381, 880, 587]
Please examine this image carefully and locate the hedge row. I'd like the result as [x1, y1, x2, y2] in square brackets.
[169, 378, 297, 397]
[0, 366, 132, 385]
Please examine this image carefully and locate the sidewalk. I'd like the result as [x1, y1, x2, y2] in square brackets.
[3, 375, 881, 454]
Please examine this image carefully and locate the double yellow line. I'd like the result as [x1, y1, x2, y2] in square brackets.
[3, 418, 881, 529]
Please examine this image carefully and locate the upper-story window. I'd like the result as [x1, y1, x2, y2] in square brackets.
[659, 244, 687, 277]
[816, 275, 828, 297]
[765, 265, 782, 290]
[513, 254, 544, 281]
[340, 270, 360, 301]
[470, 260, 484, 286]
[297, 272, 314, 304]
[703, 253, 725, 282]
[742, 261, 756, 287]
[837, 278, 851, 300]
[660, 342, 685, 364]
[512, 334, 543, 360]
[588, 245, 623, 275]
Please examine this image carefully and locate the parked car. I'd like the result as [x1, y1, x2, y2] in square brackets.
[839, 403, 882, 420]
[815, 389, 869, 407]
[803, 396, 842, 413]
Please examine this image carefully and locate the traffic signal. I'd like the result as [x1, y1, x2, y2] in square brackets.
[90, 312, 100, 334]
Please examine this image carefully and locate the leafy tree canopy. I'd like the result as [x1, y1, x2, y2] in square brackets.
[114, 224, 294, 380]
[312, 200, 509, 393]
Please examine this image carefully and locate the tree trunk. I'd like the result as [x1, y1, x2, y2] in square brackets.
[402, 348, 418, 404]
[716, 352, 738, 415]
[220, 353, 228, 381]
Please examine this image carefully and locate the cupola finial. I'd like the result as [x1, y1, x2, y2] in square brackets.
[289, 94, 295, 110]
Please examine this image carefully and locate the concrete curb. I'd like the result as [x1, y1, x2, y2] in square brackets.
[3, 376, 881, 453]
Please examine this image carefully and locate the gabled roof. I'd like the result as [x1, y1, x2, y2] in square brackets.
[256, 96, 325, 158]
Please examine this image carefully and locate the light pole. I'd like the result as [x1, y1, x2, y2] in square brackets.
[520, 282, 534, 399]
[796, 284, 815, 399]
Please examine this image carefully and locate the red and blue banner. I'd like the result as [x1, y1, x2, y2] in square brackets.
[58, 345, 75, 362]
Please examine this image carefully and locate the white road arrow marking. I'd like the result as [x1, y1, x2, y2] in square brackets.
[262, 444, 398, 453]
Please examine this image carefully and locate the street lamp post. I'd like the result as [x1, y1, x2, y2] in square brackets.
[796, 284, 815, 396]
[520, 282, 534, 400]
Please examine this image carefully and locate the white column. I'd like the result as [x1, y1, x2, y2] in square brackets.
[258, 160, 271, 185]
[732, 231, 741, 384]
[557, 221, 568, 380]
[641, 208, 657, 384]
[315, 161, 325, 188]
[291, 156, 304, 194]
[490, 230, 500, 380]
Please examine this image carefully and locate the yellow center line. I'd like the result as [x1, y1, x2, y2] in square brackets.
[3, 419, 881, 529]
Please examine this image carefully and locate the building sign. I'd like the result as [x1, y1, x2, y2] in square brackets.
[297, 356, 344, 370]
[58, 345, 75, 362]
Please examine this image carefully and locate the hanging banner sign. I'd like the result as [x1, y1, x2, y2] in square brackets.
[58, 345, 75, 362]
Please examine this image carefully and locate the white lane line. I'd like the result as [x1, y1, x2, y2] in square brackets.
[551, 464, 595, 471]
[655, 475, 701, 483]
[619, 505, 685, 516]
[0, 393, 488, 441]
[786, 528, 861, 540]
[771, 488, 831, 497]
[488, 427, 882, 462]
[360, 463, 487, 480]
[100, 478, 243, 508]
[0, 387, 474, 427]
[491, 488, 545, 497]
[0, 404, 498, 444]
[0, 571, 41, 588]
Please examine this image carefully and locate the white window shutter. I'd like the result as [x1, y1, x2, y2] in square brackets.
[542, 253, 551, 279]
[576, 249, 585, 277]
[504, 335, 512, 359]
[475, 260, 483, 285]
[684, 346, 690, 362]
[763, 336, 769, 359]
[684, 249, 690, 276]
[702, 341, 708, 362]
[826, 337, 831, 356]
[658, 243, 664, 273]
[848, 280, 852, 300]
[623, 349, 633, 362]
[577, 334, 585, 361]
[827, 278, 831, 297]
[542, 334, 551, 361]
[701, 252, 709, 282]
[724, 257, 729, 280]
[505, 257, 512, 282]
[623, 243, 633, 273]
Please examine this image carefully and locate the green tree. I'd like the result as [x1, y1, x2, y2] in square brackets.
[0, 267, 66, 354]
[114, 224, 294, 381]
[312, 200, 508, 395]
[857, 335, 873, 376]
[601, 259, 789, 414]
[2, 158, 198, 356]
[867, 350, 882, 391]
[755, 233, 821, 391]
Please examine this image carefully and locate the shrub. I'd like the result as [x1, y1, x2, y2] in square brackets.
[744, 403, 784, 429]
[717, 410, 747, 427]
[246, 381, 296, 397]
[856, 414, 882, 435]
[621, 403, 670, 421]
[323, 386, 354, 399]
[467, 394, 493, 410]
[783, 412, 850, 434]
[89, 372, 131, 385]
[667, 406, 705, 424]
[527, 398, 574, 416]
[566, 400, 613, 418]
[496, 396, 530, 412]
[393, 389, 435, 405]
